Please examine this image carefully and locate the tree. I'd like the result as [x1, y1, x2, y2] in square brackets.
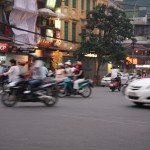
[76, 4, 133, 77]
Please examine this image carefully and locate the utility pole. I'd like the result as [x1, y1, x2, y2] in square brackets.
[132, 0, 138, 72]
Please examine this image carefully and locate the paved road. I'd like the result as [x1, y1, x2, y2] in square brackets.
[0, 87, 150, 150]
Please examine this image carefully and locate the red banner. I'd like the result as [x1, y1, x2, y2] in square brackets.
[0, 43, 9, 52]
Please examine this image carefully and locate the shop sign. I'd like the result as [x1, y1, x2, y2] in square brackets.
[38, 38, 52, 47]
[0, 43, 9, 52]
[11, 46, 35, 54]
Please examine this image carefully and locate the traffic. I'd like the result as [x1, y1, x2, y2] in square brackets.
[0, 54, 94, 107]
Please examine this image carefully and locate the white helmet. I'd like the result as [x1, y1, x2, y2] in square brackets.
[58, 63, 64, 67]
[65, 61, 71, 66]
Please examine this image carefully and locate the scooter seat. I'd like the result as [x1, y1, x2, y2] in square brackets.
[79, 79, 89, 84]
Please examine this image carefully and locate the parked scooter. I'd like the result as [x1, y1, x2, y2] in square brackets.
[1, 79, 58, 107]
[109, 76, 121, 92]
[58, 76, 93, 98]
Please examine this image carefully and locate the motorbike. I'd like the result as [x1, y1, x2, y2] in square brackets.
[57, 76, 93, 98]
[109, 77, 121, 92]
[1, 79, 58, 107]
[0, 76, 9, 94]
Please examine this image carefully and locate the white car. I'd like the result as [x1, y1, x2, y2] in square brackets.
[125, 78, 150, 106]
[100, 73, 128, 87]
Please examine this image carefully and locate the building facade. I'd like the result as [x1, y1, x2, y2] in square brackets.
[123, 2, 150, 71]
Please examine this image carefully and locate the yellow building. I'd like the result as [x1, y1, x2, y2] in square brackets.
[60, 0, 108, 57]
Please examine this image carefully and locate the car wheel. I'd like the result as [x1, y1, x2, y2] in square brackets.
[134, 102, 144, 107]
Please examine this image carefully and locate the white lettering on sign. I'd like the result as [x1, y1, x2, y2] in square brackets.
[0, 46, 6, 51]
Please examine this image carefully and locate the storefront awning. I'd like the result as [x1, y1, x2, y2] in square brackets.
[38, 8, 56, 17]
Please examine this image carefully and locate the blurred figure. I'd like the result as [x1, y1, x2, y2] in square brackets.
[0, 61, 6, 74]
[141, 70, 147, 78]
[41, 64, 48, 80]
[73, 61, 84, 92]
[23, 53, 44, 93]
[54, 63, 66, 82]
[111, 65, 120, 79]
[135, 68, 142, 79]
[0, 59, 20, 82]
[65, 60, 72, 76]
[71, 63, 76, 73]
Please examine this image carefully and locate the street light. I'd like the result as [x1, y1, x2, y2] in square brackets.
[132, 0, 139, 72]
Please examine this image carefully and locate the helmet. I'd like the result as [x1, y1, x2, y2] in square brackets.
[76, 61, 82, 66]
[65, 61, 71, 66]
[58, 63, 64, 67]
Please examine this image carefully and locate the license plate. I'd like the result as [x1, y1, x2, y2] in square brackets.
[109, 84, 113, 86]
[129, 92, 136, 96]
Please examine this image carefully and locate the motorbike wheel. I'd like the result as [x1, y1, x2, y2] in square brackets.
[81, 86, 92, 98]
[0, 85, 3, 94]
[57, 86, 67, 98]
[1, 91, 17, 107]
[43, 86, 58, 107]
[111, 88, 115, 92]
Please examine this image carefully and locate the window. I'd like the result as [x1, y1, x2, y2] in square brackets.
[81, 29, 86, 41]
[72, 0, 76, 8]
[81, 0, 84, 10]
[65, 0, 68, 6]
[64, 22, 68, 40]
[72, 22, 76, 42]
[93, 0, 95, 9]
[86, 0, 90, 13]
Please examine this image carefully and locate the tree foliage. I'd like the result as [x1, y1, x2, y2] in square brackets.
[77, 4, 133, 76]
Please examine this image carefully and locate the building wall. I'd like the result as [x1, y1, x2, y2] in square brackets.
[60, 0, 108, 52]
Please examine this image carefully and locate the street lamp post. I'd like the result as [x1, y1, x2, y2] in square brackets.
[132, 0, 138, 72]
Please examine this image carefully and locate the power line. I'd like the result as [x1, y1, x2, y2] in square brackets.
[0, 21, 81, 44]
[0, 34, 75, 52]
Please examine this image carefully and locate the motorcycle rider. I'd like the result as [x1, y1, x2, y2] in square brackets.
[0, 59, 20, 82]
[65, 60, 72, 76]
[111, 65, 121, 84]
[23, 53, 45, 93]
[54, 63, 67, 82]
[73, 61, 85, 93]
